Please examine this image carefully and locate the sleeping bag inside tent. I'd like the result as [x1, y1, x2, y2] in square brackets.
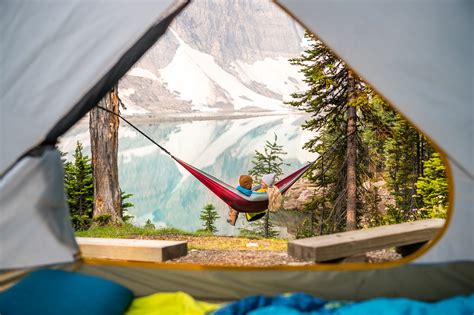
[0, 0, 473, 313]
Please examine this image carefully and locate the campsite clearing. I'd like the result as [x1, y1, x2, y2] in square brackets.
[76, 227, 401, 266]
[165, 248, 401, 266]
[77, 226, 288, 251]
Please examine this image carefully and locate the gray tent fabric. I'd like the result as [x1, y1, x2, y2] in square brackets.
[0, 0, 188, 270]
[0, 0, 187, 176]
[276, 0, 473, 177]
[0, 0, 472, 298]
[275, 0, 474, 263]
[80, 262, 474, 301]
[0, 147, 78, 269]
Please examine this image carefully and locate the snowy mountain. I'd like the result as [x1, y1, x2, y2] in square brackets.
[119, 0, 306, 115]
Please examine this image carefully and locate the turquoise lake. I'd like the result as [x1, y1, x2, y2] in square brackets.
[60, 114, 316, 235]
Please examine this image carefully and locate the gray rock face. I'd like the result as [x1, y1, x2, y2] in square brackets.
[119, 0, 305, 115]
[284, 178, 318, 211]
[173, 0, 304, 65]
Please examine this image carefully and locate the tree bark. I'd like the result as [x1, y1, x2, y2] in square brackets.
[264, 211, 270, 238]
[89, 86, 122, 225]
[318, 156, 325, 235]
[345, 72, 357, 231]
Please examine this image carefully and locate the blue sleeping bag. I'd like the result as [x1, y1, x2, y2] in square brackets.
[213, 292, 474, 315]
[0, 269, 133, 315]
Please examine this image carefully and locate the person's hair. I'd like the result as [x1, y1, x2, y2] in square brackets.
[239, 175, 253, 190]
[267, 186, 282, 212]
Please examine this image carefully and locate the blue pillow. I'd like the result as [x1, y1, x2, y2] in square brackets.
[0, 269, 133, 315]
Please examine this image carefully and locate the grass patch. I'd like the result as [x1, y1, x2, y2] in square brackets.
[75, 223, 287, 251]
[187, 237, 287, 251]
[75, 223, 192, 238]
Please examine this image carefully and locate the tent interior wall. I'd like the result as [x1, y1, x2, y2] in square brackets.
[0, 0, 472, 303]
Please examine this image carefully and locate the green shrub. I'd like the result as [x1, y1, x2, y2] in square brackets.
[416, 153, 448, 219]
[144, 219, 155, 229]
[199, 204, 219, 234]
[94, 214, 112, 226]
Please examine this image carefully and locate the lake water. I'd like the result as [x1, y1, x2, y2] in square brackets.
[60, 114, 316, 235]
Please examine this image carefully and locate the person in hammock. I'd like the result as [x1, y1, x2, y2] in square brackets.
[227, 174, 282, 225]
[245, 173, 282, 222]
[227, 175, 253, 226]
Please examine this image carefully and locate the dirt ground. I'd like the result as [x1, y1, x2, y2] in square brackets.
[166, 249, 402, 266]
[167, 249, 307, 266]
[134, 234, 402, 266]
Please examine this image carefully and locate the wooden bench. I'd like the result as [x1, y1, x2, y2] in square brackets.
[288, 219, 445, 263]
[76, 237, 187, 262]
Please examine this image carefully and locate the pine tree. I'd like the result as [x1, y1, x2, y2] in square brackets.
[287, 31, 374, 232]
[144, 219, 155, 229]
[416, 153, 448, 219]
[199, 204, 220, 233]
[383, 114, 421, 217]
[62, 141, 134, 230]
[248, 134, 288, 238]
[121, 191, 135, 223]
[288, 32, 448, 232]
[253, 212, 279, 238]
[302, 128, 347, 235]
[64, 141, 94, 230]
[249, 133, 288, 179]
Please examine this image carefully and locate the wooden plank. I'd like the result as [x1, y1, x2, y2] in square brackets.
[288, 219, 445, 262]
[76, 237, 187, 262]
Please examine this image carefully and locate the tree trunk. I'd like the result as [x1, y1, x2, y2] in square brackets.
[420, 136, 425, 177]
[318, 156, 325, 235]
[264, 211, 270, 237]
[416, 135, 421, 178]
[345, 72, 357, 231]
[89, 86, 122, 225]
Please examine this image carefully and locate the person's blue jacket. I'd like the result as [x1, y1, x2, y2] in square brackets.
[236, 185, 266, 196]
[236, 185, 252, 196]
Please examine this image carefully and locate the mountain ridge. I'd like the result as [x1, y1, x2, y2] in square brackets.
[119, 0, 306, 116]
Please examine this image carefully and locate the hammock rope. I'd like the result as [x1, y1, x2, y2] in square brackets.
[97, 105, 173, 157]
[96, 105, 352, 212]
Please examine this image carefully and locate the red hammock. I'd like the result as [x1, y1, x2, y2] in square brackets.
[97, 106, 314, 213]
[173, 157, 313, 213]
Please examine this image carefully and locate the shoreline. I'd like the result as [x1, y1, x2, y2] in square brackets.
[73, 110, 309, 125]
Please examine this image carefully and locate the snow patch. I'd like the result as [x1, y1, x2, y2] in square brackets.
[120, 88, 136, 97]
[121, 103, 149, 115]
[232, 57, 305, 101]
[118, 87, 149, 115]
[159, 28, 289, 112]
[127, 67, 159, 81]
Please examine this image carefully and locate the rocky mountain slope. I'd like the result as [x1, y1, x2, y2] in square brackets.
[119, 0, 306, 115]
